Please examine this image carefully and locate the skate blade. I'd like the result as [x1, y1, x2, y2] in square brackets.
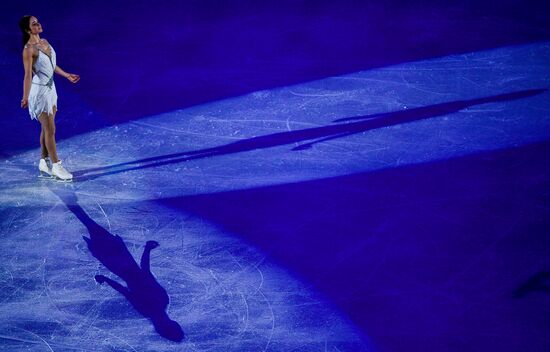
[53, 176, 73, 183]
[38, 171, 53, 178]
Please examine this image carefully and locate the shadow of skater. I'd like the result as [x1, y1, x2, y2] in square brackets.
[50, 186, 184, 342]
[513, 271, 550, 298]
[73, 88, 547, 181]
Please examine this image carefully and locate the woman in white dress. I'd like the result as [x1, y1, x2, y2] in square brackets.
[19, 15, 80, 181]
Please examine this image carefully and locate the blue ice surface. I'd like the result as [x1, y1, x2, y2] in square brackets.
[1, 39, 549, 351]
[2, 0, 550, 156]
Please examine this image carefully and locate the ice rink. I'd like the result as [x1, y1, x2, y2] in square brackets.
[1, 1, 549, 351]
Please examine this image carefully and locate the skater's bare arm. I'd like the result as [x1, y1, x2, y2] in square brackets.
[21, 47, 34, 108]
[54, 65, 80, 83]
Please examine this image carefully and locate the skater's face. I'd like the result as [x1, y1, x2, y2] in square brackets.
[28, 16, 43, 35]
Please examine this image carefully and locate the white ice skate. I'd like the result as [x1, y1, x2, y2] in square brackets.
[52, 161, 73, 182]
[38, 157, 53, 178]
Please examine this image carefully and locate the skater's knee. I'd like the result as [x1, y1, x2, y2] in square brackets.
[39, 118, 55, 134]
[42, 122, 55, 136]
[44, 127, 55, 137]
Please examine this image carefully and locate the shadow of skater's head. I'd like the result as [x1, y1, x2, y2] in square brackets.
[153, 314, 184, 342]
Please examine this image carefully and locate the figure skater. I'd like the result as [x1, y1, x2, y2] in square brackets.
[19, 15, 80, 181]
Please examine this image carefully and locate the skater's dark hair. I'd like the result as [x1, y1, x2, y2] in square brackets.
[19, 15, 32, 48]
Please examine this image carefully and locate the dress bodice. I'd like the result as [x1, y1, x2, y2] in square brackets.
[32, 44, 57, 86]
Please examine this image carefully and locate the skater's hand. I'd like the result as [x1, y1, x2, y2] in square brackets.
[66, 73, 80, 83]
[146, 240, 159, 249]
[95, 274, 107, 284]
[21, 98, 28, 109]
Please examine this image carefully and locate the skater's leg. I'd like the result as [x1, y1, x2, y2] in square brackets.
[38, 108, 59, 163]
[40, 107, 72, 181]
[140, 241, 159, 272]
[38, 125, 53, 176]
[40, 127, 48, 159]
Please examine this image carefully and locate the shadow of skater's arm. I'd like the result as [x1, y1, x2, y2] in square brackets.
[96, 275, 130, 298]
[140, 241, 159, 273]
[292, 131, 358, 150]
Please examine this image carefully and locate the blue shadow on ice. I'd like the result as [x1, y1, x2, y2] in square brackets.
[73, 88, 546, 180]
[50, 187, 184, 342]
[513, 271, 550, 298]
[158, 141, 550, 351]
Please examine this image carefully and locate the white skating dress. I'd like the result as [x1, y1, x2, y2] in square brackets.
[27, 43, 57, 120]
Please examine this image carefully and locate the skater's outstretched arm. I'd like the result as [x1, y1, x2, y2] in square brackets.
[140, 240, 159, 273]
[95, 275, 130, 298]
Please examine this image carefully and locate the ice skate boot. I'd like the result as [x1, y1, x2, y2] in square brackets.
[52, 161, 73, 182]
[38, 157, 53, 178]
